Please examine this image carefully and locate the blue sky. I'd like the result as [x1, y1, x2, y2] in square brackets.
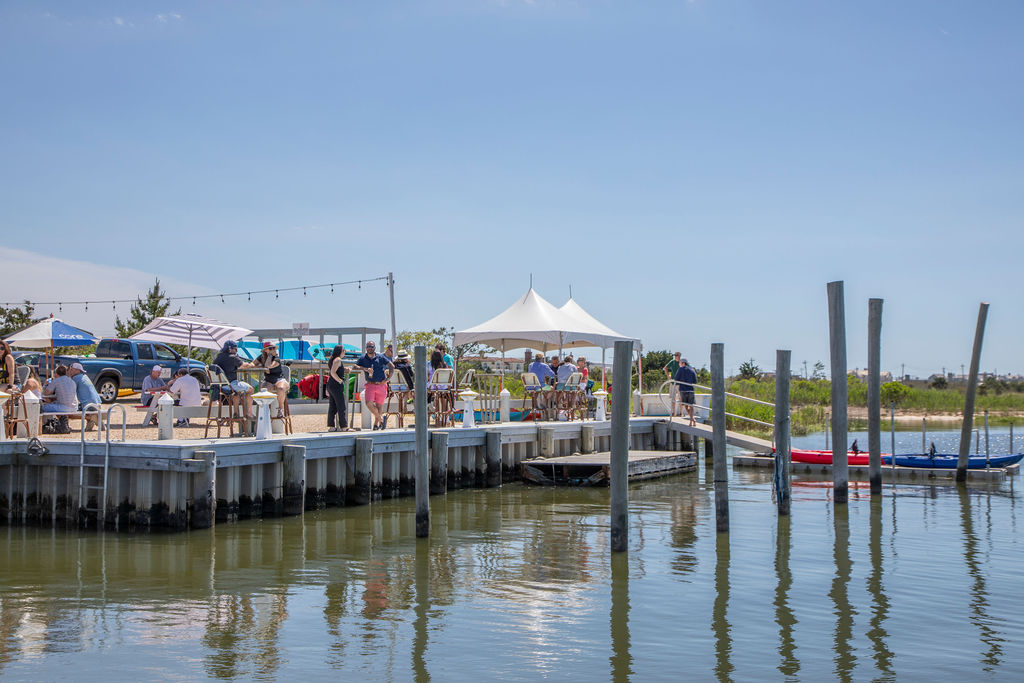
[2, 1, 1022, 378]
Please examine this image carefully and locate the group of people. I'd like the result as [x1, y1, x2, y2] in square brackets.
[322, 340, 458, 432]
[663, 351, 698, 426]
[209, 339, 291, 423]
[527, 353, 590, 389]
[139, 364, 204, 426]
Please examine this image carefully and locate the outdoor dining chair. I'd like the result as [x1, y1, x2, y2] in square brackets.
[520, 372, 548, 421]
[427, 368, 455, 427]
[385, 370, 412, 428]
[203, 365, 247, 438]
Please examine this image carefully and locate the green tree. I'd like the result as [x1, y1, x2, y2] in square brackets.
[114, 279, 180, 338]
[811, 361, 826, 380]
[930, 374, 948, 390]
[644, 350, 674, 376]
[880, 381, 911, 406]
[738, 358, 761, 380]
[0, 301, 41, 336]
[696, 366, 711, 386]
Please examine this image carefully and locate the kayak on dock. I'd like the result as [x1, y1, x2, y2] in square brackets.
[882, 453, 1024, 469]
[791, 449, 874, 466]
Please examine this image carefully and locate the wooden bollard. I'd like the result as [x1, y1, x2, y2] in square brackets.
[430, 431, 448, 495]
[485, 430, 502, 488]
[190, 450, 217, 529]
[414, 345, 429, 537]
[580, 423, 595, 454]
[538, 426, 555, 458]
[957, 303, 989, 482]
[353, 437, 373, 505]
[711, 342, 728, 532]
[774, 350, 791, 516]
[610, 339, 633, 553]
[827, 280, 849, 505]
[867, 298, 884, 495]
[281, 444, 306, 516]
[475, 441, 487, 487]
[653, 421, 668, 450]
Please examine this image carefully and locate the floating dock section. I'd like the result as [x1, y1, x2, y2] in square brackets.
[733, 452, 1017, 483]
[522, 450, 697, 486]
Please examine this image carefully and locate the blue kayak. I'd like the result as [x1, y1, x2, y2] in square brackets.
[882, 453, 1024, 469]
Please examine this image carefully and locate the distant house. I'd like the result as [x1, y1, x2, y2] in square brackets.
[850, 368, 892, 382]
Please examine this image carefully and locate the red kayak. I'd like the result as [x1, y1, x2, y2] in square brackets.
[790, 449, 874, 466]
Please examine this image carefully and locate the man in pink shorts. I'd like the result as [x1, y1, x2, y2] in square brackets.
[356, 340, 395, 430]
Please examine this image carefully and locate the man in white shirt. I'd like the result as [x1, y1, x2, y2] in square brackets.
[168, 368, 203, 426]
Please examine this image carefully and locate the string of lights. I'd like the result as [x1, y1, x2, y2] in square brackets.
[1, 276, 389, 310]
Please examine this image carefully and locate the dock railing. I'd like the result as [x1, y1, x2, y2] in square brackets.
[658, 379, 776, 432]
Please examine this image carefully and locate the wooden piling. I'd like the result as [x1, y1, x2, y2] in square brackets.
[190, 450, 216, 529]
[485, 430, 502, 488]
[610, 339, 633, 553]
[281, 445, 306, 516]
[957, 303, 989, 482]
[538, 427, 555, 458]
[581, 423, 595, 454]
[827, 280, 849, 505]
[430, 431, 448, 495]
[711, 342, 728, 532]
[653, 421, 668, 450]
[414, 345, 429, 537]
[774, 350, 791, 516]
[867, 297, 883, 495]
[353, 437, 373, 505]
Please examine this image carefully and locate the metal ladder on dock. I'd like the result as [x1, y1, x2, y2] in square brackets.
[78, 404, 126, 528]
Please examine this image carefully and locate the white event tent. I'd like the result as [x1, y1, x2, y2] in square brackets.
[453, 288, 639, 389]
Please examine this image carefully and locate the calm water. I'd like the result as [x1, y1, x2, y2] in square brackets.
[1, 429, 1021, 681]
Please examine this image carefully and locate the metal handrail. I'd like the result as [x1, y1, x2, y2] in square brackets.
[657, 380, 775, 429]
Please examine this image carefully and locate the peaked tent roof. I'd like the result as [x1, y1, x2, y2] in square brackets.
[559, 298, 640, 349]
[453, 288, 600, 353]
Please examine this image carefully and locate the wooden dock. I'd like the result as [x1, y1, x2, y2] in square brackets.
[733, 452, 1016, 484]
[522, 450, 697, 486]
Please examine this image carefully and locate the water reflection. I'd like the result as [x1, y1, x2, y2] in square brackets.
[866, 497, 893, 678]
[712, 532, 732, 681]
[958, 486, 1005, 671]
[773, 515, 798, 677]
[609, 552, 632, 681]
[830, 505, 855, 681]
[413, 538, 430, 683]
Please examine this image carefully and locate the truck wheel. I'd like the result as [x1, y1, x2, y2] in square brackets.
[191, 372, 210, 390]
[96, 377, 119, 404]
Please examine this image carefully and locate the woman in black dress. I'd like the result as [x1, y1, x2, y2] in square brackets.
[326, 345, 350, 431]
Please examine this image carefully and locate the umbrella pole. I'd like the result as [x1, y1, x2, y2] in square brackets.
[602, 348, 606, 391]
[186, 326, 194, 365]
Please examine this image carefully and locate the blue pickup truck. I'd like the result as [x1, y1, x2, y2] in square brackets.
[42, 338, 210, 403]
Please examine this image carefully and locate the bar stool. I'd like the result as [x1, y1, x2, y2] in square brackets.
[203, 366, 246, 438]
[4, 391, 30, 439]
[271, 397, 293, 435]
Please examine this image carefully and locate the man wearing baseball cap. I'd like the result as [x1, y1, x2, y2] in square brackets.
[68, 362, 102, 429]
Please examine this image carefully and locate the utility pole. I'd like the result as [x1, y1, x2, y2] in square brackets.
[803, 360, 808, 379]
[901, 363, 905, 381]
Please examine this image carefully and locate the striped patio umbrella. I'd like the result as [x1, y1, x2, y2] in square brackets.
[130, 313, 252, 361]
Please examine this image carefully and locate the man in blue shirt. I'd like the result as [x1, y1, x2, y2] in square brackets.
[356, 340, 395, 430]
[673, 358, 699, 426]
[68, 362, 101, 430]
[528, 354, 555, 386]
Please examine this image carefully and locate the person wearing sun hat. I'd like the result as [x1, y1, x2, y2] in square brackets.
[252, 341, 289, 417]
[393, 349, 415, 389]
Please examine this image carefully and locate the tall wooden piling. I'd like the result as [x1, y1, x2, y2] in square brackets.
[430, 431, 448, 495]
[414, 345, 429, 537]
[353, 437, 373, 505]
[653, 421, 668, 450]
[711, 342, 728, 532]
[538, 427, 555, 458]
[190, 450, 216, 529]
[485, 430, 502, 488]
[610, 339, 633, 553]
[774, 350, 791, 516]
[827, 280, 849, 504]
[957, 303, 989, 482]
[867, 298, 883, 495]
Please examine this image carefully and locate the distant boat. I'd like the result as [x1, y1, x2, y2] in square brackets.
[882, 453, 1024, 469]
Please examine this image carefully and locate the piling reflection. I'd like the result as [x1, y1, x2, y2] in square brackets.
[830, 504, 855, 681]
[609, 551, 632, 681]
[958, 486, 1005, 671]
[712, 532, 732, 681]
[866, 497, 893, 677]
[773, 515, 798, 677]
[412, 538, 430, 683]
